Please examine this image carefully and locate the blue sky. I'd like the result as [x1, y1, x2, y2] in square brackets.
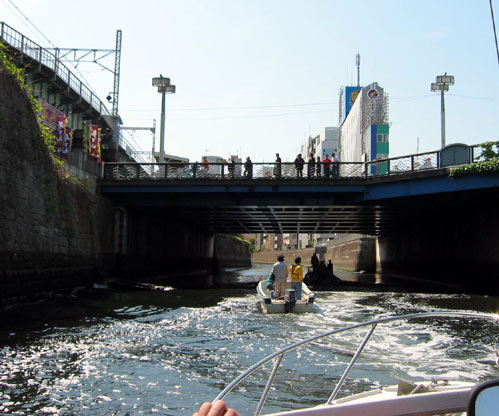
[2, 0, 498, 162]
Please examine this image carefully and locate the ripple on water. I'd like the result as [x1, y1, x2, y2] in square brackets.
[0, 284, 498, 415]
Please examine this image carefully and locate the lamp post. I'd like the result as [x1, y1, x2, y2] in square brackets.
[152, 76, 176, 164]
[431, 74, 454, 149]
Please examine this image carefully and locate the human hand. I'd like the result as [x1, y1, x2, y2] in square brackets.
[193, 400, 241, 416]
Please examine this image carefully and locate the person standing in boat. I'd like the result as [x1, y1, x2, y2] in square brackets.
[272, 255, 289, 299]
[289, 257, 304, 300]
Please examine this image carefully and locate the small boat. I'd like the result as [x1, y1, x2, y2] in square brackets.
[212, 311, 499, 415]
[257, 280, 315, 314]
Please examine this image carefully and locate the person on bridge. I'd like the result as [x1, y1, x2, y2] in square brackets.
[294, 154, 305, 178]
[244, 157, 253, 178]
[316, 156, 322, 178]
[227, 157, 236, 179]
[322, 154, 331, 179]
[202, 157, 209, 177]
[289, 257, 304, 300]
[272, 255, 289, 299]
[273, 153, 282, 178]
[331, 152, 339, 178]
[307, 153, 315, 178]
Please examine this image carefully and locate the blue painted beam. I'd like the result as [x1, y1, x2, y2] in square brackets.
[365, 174, 499, 201]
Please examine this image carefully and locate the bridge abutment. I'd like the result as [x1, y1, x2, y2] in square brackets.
[377, 205, 499, 291]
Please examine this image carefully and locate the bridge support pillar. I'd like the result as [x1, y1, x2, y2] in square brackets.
[377, 206, 499, 292]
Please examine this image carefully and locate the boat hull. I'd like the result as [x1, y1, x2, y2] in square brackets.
[257, 280, 315, 314]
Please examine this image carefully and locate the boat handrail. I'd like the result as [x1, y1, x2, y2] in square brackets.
[212, 311, 499, 415]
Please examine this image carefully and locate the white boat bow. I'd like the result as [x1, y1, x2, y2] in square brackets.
[212, 311, 499, 416]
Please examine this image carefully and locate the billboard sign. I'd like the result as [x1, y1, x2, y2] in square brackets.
[342, 86, 361, 123]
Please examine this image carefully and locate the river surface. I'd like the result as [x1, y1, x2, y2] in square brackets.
[0, 264, 498, 415]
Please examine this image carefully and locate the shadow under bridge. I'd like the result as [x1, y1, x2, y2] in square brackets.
[99, 179, 400, 235]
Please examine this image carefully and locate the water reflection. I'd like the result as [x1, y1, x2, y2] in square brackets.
[0, 265, 498, 415]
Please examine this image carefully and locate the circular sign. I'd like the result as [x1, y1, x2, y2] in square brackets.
[368, 89, 378, 99]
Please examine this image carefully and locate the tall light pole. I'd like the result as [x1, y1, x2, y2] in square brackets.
[431, 74, 454, 149]
[152, 76, 176, 164]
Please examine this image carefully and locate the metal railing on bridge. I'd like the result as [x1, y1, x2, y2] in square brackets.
[0, 22, 111, 118]
[102, 144, 485, 181]
[1, 21, 149, 164]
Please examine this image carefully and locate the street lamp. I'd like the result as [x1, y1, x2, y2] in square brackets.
[431, 73, 454, 149]
[152, 75, 176, 164]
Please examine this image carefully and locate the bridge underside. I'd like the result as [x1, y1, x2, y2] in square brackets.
[100, 174, 499, 236]
[146, 205, 396, 234]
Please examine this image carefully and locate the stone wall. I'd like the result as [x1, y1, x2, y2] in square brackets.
[0, 70, 114, 308]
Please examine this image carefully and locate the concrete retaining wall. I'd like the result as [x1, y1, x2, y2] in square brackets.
[214, 235, 251, 268]
[326, 237, 376, 272]
[0, 71, 115, 308]
[252, 247, 325, 266]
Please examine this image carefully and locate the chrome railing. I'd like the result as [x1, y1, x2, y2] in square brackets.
[212, 312, 498, 416]
[0, 22, 111, 118]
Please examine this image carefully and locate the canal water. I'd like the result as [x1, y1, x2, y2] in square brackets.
[0, 264, 498, 415]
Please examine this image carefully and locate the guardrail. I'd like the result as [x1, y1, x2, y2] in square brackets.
[0, 21, 111, 118]
[102, 144, 487, 181]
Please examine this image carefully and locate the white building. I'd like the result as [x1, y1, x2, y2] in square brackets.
[301, 127, 340, 160]
[339, 82, 390, 173]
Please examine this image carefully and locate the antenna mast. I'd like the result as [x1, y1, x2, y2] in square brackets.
[356, 53, 360, 87]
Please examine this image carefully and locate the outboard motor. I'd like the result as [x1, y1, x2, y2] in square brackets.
[284, 289, 296, 313]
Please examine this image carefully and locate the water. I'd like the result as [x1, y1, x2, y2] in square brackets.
[0, 264, 498, 415]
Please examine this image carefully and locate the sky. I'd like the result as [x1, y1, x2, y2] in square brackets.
[1, 0, 499, 163]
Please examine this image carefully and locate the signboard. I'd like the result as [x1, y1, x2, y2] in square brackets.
[368, 88, 379, 99]
[342, 86, 361, 123]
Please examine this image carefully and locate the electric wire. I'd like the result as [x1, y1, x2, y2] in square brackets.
[3, 0, 105, 100]
[490, 0, 499, 68]
[4, 0, 56, 48]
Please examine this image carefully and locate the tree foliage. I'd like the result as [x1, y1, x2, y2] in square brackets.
[449, 141, 499, 177]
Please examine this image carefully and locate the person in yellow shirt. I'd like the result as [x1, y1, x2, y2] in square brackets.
[289, 257, 304, 300]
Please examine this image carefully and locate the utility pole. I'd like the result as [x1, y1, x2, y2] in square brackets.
[112, 30, 122, 144]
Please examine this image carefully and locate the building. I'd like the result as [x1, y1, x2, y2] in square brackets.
[301, 127, 340, 160]
[339, 82, 390, 173]
[282, 233, 309, 250]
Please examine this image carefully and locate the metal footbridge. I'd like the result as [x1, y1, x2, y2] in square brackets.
[99, 145, 499, 235]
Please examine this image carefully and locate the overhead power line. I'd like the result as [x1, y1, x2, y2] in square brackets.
[4, 0, 56, 48]
[490, 0, 499, 69]
[120, 101, 337, 112]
